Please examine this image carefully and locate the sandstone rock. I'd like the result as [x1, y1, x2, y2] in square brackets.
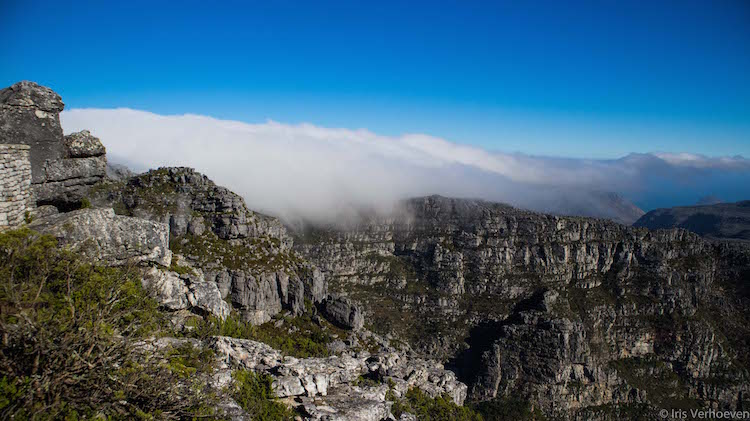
[296, 384, 392, 421]
[295, 195, 750, 417]
[187, 278, 231, 320]
[142, 267, 190, 311]
[63, 130, 106, 158]
[0, 82, 108, 209]
[0, 81, 65, 183]
[42, 156, 106, 182]
[31, 208, 171, 266]
[142, 266, 230, 320]
[89, 167, 328, 325]
[323, 295, 364, 331]
[208, 335, 469, 417]
[106, 162, 136, 181]
[31, 205, 58, 219]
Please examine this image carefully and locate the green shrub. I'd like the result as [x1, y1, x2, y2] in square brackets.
[0, 228, 218, 420]
[231, 370, 293, 420]
[165, 342, 216, 379]
[185, 311, 335, 358]
[390, 388, 483, 421]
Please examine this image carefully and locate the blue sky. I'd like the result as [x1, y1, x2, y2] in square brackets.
[1, 0, 749, 159]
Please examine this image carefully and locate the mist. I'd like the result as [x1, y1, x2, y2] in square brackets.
[60, 108, 750, 225]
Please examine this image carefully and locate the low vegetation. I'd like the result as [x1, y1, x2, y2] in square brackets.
[231, 370, 294, 420]
[0, 229, 219, 419]
[183, 304, 340, 358]
[170, 231, 302, 274]
[389, 388, 483, 421]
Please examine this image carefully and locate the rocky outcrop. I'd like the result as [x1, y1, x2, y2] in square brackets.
[208, 335, 467, 419]
[142, 265, 231, 320]
[30, 207, 171, 267]
[296, 195, 750, 418]
[0, 81, 65, 184]
[106, 162, 135, 181]
[63, 130, 107, 158]
[89, 167, 327, 324]
[0, 82, 107, 210]
[34, 130, 107, 209]
[322, 295, 365, 330]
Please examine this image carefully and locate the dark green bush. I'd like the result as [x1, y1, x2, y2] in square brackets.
[0, 228, 218, 420]
[390, 388, 483, 421]
[231, 370, 293, 420]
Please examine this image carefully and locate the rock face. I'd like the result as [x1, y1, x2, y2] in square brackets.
[89, 167, 327, 324]
[296, 195, 750, 418]
[634, 200, 750, 242]
[142, 265, 231, 320]
[0, 82, 107, 210]
[30, 207, 171, 267]
[323, 295, 365, 331]
[34, 130, 107, 209]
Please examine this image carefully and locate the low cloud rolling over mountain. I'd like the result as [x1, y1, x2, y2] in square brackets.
[62, 108, 750, 224]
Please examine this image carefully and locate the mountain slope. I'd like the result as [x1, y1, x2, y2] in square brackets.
[294, 195, 750, 419]
[634, 200, 750, 241]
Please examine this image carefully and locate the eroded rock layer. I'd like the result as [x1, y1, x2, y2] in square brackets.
[295, 195, 750, 418]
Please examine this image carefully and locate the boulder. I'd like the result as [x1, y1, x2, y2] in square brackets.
[63, 130, 106, 158]
[322, 296, 364, 331]
[142, 267, 190, 311]
[30, 208, 171, 267]
[187, 279, 230, 319]
[142, 266, 231, 320]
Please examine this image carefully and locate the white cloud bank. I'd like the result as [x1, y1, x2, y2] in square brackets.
[60, 108, 750, 224]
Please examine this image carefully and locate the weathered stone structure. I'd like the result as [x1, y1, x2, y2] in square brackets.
[0, 82, 107, 210]
[0, 81, 65, 183]
[0, 144, 33, 230]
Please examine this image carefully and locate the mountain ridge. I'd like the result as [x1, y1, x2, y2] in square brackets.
[634, 200, 750, 242]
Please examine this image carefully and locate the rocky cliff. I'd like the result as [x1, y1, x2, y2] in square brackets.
[87, 166, 326, 324]
[295, 195, 750, 418]
[3, 81, 749, 420]
[1, 82, 474, 420]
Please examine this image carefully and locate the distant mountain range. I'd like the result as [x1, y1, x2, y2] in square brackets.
[634, 200, 750, 241]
